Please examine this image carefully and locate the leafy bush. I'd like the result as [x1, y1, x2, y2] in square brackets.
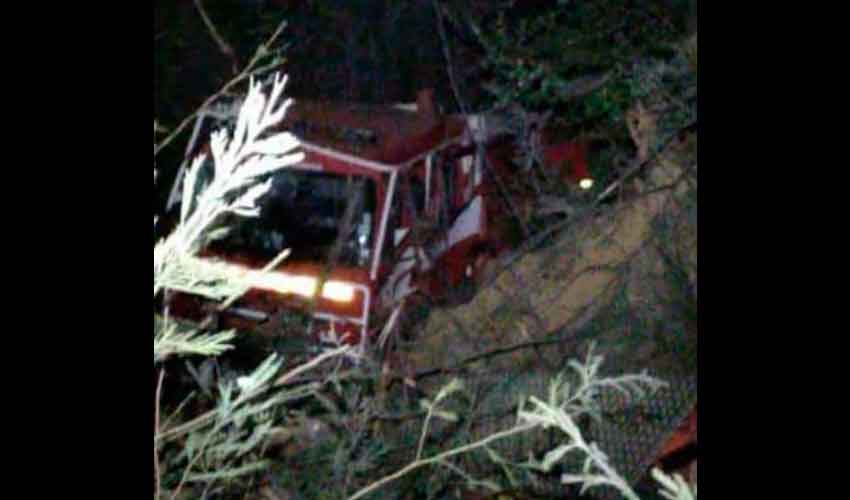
[153, 73, 355, 498]
[347, 343, 696, 500]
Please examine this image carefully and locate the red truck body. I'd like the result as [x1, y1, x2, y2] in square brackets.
[169, 91, 592, 348]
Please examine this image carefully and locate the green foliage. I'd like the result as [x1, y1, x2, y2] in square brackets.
[458, 0, 692, 141]
[154, 318, 236, 364]
[653, 467, 697, 500]
[346, 343, 694, 500]
[516, 343, 667, 499]
[440, 0, 697, 207]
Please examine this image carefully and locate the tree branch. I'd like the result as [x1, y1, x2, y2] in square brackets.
[154, 18, 288, 157]
[155, 368, 165, 500]
[193, 0, 239, 75]
[347, 422, 538, 500]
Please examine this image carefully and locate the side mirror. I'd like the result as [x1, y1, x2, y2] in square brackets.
[356, 213, 373, 264]
[357, 213, 372, 243]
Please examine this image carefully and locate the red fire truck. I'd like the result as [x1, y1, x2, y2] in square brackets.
[168, 90, 593, 348]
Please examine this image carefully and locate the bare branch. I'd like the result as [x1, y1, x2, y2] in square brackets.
[193, 0, 239, 75]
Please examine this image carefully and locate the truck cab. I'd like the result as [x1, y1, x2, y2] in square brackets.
[168, 90, 515, 347]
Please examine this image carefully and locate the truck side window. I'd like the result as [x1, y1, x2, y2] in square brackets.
[439, 157, 456, 226]
[409, 175, 426, 217]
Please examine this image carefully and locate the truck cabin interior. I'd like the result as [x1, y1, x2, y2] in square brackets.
[211, 170, 377, 268]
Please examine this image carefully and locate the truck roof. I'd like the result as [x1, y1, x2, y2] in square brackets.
[276, 90, 468, 169]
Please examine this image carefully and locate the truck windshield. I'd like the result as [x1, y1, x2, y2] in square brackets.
[217, 169, 377, 268]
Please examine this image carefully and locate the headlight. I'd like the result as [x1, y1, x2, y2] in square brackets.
[249, 272, 355, 302]
[319, 281, 356, 302]
[579, 178, 594, 190]
[188, 258, 357, 303]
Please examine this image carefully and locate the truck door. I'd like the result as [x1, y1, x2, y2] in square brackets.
[379, 171, 430, 306]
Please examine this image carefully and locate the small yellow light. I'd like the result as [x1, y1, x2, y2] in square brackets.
[579, 178, 594, 190]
